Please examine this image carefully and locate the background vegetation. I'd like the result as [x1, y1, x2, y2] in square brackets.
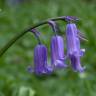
[0, 0, 96, 96]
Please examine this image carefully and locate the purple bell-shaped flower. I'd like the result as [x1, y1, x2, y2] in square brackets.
[48, 20, 67, 69]
[50, 35, 67, 68]
[65, 23, 85, 72]
[34, 44, 53, 75]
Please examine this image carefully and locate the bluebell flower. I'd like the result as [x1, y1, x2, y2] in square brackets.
[34, 44, 53, 75]
[50, 35, 67, 68]
[27, 28, 53, 75]
[48, 20, 67, 69]
[65, 23, 85, 72]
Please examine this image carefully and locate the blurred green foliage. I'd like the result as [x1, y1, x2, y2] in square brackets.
[0, 0, 96, 96]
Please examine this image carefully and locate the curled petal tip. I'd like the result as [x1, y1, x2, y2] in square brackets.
[45, 65, 53, 73]
[77, 66, 86, 73]
[35, 66, 53, 75]
[80, 49, 85, 56]
[27, 65, 33, 73]
[55, 60, 68, 68]
[73, 66, 85, 73]
[81, 49, 85, 52]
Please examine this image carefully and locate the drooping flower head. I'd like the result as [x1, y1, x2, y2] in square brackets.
[48, 20, 67, 68]
[65, 23, 85, 72]
[27, 28, 53, 75]
[34, 44, 53, 75]
[50, 35, 67, 68]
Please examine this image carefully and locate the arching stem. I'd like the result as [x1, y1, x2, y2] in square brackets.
[0, 16, 78, 57]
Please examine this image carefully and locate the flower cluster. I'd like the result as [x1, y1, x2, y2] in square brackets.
[27, 17, 86, 75]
